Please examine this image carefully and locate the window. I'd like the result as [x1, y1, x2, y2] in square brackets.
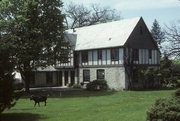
[111, 48, 119, 61]
[81, 51, 88, 63]
[98, 50, 102, 60]
[83, 70, 90, 81]
[149, 49, 152, 59]
[97, 69, 105, 80]
[46, 72, 53, 84]
[133, 49, 139, 61]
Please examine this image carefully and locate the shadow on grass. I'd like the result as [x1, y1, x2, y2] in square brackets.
[22, 90, 117, 98]
[1, 113, 47, 121]
[131, 87, 177, 91]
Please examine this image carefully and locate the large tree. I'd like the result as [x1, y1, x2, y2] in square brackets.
[0, 40, 16, 115]
[0, 0, 70, 92]
[151, 19, 165, 51]
[165, 20, 180, 58]
[64, 2, 121, 29]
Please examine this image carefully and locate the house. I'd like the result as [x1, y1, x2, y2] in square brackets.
[30, 17, 160, 90]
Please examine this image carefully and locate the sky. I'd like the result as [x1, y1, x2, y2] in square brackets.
[62, 0, 180, 29]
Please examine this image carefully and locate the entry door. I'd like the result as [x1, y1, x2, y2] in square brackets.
[64, 71, 68, 86]
[70, 71, 75, 85]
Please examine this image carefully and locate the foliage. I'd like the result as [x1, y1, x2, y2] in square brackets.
[64, 2, 121, 29]
[165, 20, 180, 58]
[132, 66, 160, 89]
[132, 56, 180, 89]
[0, 48, 16, 113]
[173, 88, 180, 97]
[151, 19, 165, 51]
[0, 0, 70, 92]
[147, 89, 180, 121]
[86, 79, 108, 91]
[72, 83, 83, 88]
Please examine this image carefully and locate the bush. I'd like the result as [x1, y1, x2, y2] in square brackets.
[86, 79, 108, 91]
[174, 88, 180, 97]
[147, 89, 180, 121]
[72, 83, 83, 89]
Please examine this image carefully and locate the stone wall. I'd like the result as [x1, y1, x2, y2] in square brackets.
[79, 67, 126, 90]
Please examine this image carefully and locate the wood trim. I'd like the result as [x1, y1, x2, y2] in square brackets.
[75, 46, 124, 52]
[79, 64, 124, 68]
[106, 49, 107, 65]
[92, 50, 94, 65]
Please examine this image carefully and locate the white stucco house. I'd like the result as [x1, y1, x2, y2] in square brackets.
[30, 17, 160, 90]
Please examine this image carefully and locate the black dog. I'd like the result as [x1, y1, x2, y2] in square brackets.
[30, 95, 47, 107]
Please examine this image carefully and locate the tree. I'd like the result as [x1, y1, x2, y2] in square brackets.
[0, 0, 71, 92]
[64, 2, 122, 29]
[151, 19, 165, 51]
[165, 20, 180, 58]
[0, 44, 16, 115]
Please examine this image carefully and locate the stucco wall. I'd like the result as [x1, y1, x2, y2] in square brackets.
[79, 67, 126, 90]
[33, 72, 57, 87]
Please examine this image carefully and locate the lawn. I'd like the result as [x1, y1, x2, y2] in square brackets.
[1, 90, 175, 121]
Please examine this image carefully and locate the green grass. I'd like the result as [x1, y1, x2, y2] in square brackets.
[1, 90, 175, 121]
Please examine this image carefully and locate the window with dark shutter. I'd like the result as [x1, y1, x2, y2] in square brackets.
[98, 50, 102, 60]
[149, 49, 152, 59]
[81, 51, 88, 63]
[83, 70, 90, 81]
[111, 48, 119, 61]
[133, 49, 139, 61]
[97, 69, 105, 80]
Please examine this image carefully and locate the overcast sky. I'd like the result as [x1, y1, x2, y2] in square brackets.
[62, 0, 180, 29]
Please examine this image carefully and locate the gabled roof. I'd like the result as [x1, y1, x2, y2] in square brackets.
[65, 17, 141, 51]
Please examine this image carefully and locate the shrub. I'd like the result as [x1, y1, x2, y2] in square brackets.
[72, 83, 83, 89]
[86, 79, 108, 91]
[174, 88, 180, 97]
[147, 89, 180, 121]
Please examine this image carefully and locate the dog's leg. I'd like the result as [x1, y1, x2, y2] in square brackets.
[45, 101, 46, 106]
[38, 102, 40, 107]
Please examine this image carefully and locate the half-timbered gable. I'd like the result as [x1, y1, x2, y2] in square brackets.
[32, 17, 160, 90]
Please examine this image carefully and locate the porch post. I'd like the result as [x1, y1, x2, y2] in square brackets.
[68, 70, 71, 85]
[74, 69, 77, 84]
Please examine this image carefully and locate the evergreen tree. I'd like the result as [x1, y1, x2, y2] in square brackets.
[0, 0, 70, 92]
[151, 19, 165, 50]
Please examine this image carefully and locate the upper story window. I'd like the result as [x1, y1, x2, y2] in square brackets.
[97, 69, 105, 80]
[46, 72, 53, 84]
[149, 49, 152, 59]
[81, 51, 88, 63]
[140, 26, 143, 35]
[111, 48, 119, 61]
[133, 49, 139, 61]
[98, 50, 102, 60]
[83, 70, 90, 82]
